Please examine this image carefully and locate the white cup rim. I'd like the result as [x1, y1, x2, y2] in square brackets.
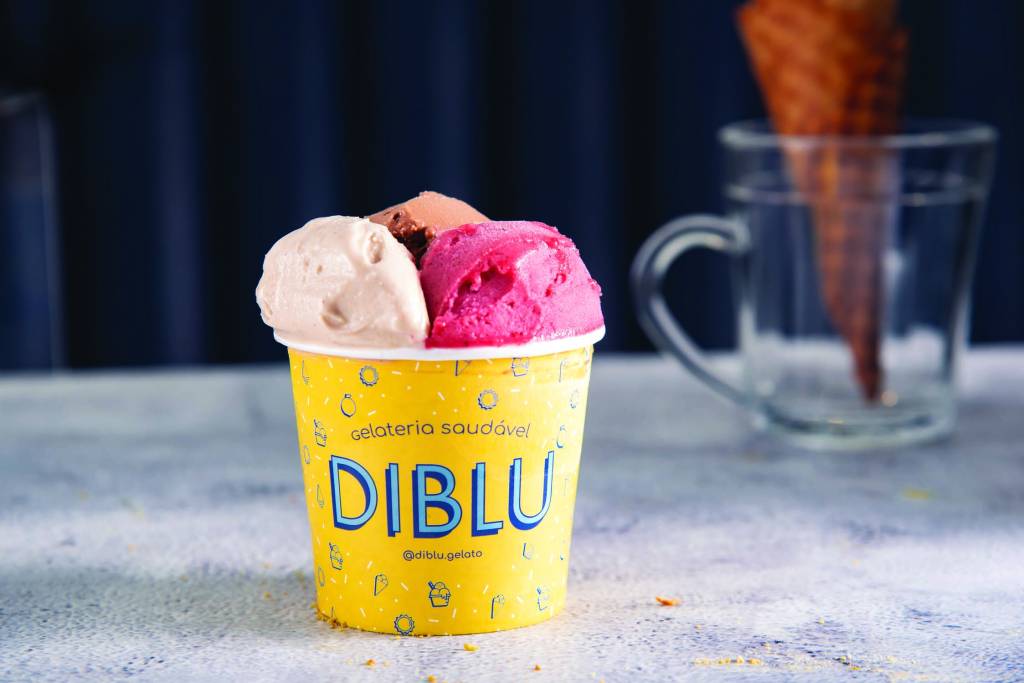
[274, 326, 606, 360]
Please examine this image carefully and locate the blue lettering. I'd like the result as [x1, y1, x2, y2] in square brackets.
[413, 464, 462, 538]
[471, 462, 504, 536]
[329, 455, 377, 531]
[508, 451, 554, 530]
[385, 462, 400, 537]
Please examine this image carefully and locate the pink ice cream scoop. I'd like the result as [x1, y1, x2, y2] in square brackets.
[419, 221, 603, 348]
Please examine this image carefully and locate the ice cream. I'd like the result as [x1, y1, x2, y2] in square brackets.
[256, 216, 429, 348]
[260, 198, 603, 636]
[368, 191, 489, 261]
[419, 221, 603, 348]
[257, 196, 603, 351]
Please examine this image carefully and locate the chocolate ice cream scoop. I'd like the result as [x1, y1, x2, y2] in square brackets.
[368, 191, 488, 261]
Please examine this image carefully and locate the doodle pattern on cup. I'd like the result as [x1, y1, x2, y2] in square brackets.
[287, 344, 594, 635]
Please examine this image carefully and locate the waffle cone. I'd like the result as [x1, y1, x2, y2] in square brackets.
[737, 0, 905, 400]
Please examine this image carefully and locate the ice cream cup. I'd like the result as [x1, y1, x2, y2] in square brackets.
[277, 327, 604, 636]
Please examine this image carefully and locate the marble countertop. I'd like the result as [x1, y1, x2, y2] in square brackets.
[2, 351, 1023, 682]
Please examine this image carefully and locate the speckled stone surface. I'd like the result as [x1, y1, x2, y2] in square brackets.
[2, 352, 1023, 682]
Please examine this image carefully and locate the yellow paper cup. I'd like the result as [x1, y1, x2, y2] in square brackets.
[279, 329, 603, 636]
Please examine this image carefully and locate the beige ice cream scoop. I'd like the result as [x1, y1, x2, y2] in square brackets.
[256, 216, 429, 348]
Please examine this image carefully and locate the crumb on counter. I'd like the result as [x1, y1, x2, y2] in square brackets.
[365, 658, 376, 667]
[427, 676, 437, 683]
[463, 643, 478, 652]
[902, 487, 932, 501]
[534, 664, 542, 671]
[313, 605, 347, 630]
[656, 596, 680, 606]
[694, 657, 763, 666]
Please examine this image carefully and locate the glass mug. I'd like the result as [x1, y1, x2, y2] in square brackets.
[632, 121, 997, 450]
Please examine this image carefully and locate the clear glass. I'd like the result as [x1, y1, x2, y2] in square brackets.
[0, 92, 63, 370]
[632, 120, 997, 450]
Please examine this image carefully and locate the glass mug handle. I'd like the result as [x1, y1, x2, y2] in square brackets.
[631, 215, 749, 407]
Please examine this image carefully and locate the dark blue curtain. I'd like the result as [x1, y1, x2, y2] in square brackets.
[0, 0, 1021, 368]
